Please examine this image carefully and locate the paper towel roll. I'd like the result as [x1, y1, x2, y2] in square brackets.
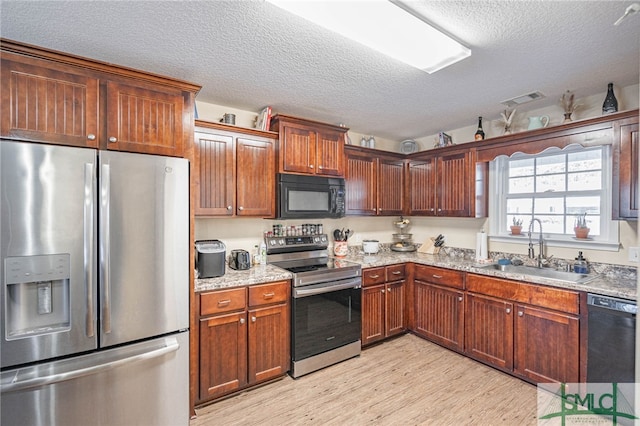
[476, 231, 488, 261]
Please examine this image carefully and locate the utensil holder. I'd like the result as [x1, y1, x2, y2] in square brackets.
[333, 241, 348, 257]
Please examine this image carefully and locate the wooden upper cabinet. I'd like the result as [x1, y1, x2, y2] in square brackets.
[1, 56, 99, 148]
[194, 131, 235, 216]
[194, 121, 276, 218]
[236, 137, 275, 217]
[613, 119, 639, 219]
[1, 39, 200, 157]
[345, 146, 405, 216]
[408, 148, 478, 217]
[270, 114, 347, 177]
[105, 81, 184, 157]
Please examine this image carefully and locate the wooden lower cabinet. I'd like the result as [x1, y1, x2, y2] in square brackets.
[465, 273, 580, 384]
[361, 265, 406, 346]
[198, 281, 290, 403]
[412, 265, 465, 353]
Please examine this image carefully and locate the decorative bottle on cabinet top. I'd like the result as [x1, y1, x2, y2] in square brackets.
[474, 116, 485, 141]
[602, 83, 618, 114]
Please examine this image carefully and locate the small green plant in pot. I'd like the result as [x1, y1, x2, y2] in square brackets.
[510, 217, 523, 235]
[574, 213, 590, 239]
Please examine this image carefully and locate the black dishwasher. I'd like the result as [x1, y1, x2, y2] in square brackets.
[587, 293, 637, 383]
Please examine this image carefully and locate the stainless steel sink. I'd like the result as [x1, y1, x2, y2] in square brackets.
[475, 264, 596, 285]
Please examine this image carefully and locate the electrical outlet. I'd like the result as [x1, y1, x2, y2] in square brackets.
[628, 247, 639, 263]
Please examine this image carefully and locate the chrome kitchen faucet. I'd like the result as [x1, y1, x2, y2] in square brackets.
[528, 218, 546, 267]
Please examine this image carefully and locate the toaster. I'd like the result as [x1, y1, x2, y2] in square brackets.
[195, 240, 226, 278]
[229, 249, 252, 270]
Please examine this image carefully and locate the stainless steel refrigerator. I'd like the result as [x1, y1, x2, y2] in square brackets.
[0, 140, 190, 425]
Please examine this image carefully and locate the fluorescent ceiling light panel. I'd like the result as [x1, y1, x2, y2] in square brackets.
[266, 0, 471, 73]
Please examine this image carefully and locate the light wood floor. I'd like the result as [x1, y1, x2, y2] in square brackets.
[192, 334, 538, 425]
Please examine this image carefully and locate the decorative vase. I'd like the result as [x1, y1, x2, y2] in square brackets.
[574, 227, 590, 239]
[510, 226, 522, 235]
[333, 241, 348, 257]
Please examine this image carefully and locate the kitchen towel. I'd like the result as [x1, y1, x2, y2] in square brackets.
[476, 231, 488, 261]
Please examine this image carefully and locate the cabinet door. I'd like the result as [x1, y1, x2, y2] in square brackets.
[615, 122, 639, 219]
[345, 151, 377, 215]
[316, 128, 345, 176]
[236, 137, 275, 217]
[378, 157, 405, 215]
[362, 284, 385, 346]
[465, 293, 514, 371]
[437, 151, 471, 216]
[279, 124, 316, 174]
[194, 131, 235, 216]
[414, 281, 464, 352]
[248, 304, 290, 384]
[385, 281, 405, 338]
[199, 312, 247, 400]
[408, 159, 437, 215]
[514, 304, 579, 384]
[106, 81, 184, 157]
[1, 57, 99, 148]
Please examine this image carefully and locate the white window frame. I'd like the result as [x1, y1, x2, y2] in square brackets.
[488, 144, 620, 251]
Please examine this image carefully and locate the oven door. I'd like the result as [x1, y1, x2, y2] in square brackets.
[292, 277, 361, 361]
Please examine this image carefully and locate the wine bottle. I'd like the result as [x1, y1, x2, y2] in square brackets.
[474, 116, 485, 141]
[602, 83, 618, 114]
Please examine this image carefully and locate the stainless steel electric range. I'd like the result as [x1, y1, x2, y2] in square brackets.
[265, 234, 362, 378]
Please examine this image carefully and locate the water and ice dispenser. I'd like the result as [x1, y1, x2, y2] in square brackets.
[4, 254, 71, 340]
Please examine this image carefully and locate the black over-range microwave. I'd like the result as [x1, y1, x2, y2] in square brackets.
[277, 173, 346, 219]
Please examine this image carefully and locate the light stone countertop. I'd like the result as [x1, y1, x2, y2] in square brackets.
[194, 251, 636, 301]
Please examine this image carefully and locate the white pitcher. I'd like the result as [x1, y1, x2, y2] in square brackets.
[527, 115, 550, 130]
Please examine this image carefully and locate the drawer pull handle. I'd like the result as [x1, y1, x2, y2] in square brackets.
[432, 274, 443, 279]
[263, 292, 275, 299]
[217, 299, 231, 306]
[506, 308, 511, 314]
[391, 271, 401, 275]
[369, 274, 380, 279]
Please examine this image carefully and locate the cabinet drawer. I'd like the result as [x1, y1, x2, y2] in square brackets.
[363, 267, 386, 286]
[200, 288, 246, 316]
[414, 265, 464, 289]
[248, 281, 289, 307]
[466, 273, 579, 314]
[386, 264, 406, 282]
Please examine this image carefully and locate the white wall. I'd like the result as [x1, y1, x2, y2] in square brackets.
[194, 84, 639, 267]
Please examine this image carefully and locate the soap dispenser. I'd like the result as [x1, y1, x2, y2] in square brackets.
[574, 251, 588, 274]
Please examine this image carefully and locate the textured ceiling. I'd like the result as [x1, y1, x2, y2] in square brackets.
[1, 1, 638, 141]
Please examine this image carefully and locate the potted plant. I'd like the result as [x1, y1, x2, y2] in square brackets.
[574, 213, 590, 239]
[510, 217, 523, 235]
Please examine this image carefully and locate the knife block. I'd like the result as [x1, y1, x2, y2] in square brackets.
[417, 237, 441, 254]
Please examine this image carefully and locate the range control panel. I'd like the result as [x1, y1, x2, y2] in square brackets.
[265, 234, 329, 253]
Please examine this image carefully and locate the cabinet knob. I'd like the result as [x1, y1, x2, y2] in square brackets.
[227, 206, 232, 210]
[240, 318, 245, 324]
[238, 206, 244, 211]
[430, 208, 435, 212]
[518, 311, 524, 317]
[108, 136, 117, 143]
[506, 308, 511, 314]
[251, 316, 256, 322]
[458, 296, 463, 302]
[372, 208, 376, 212]
[438, 208, 442, 212]
[381, 289, 385, 293]
[387, 288, 392, 292]
[318, 165, 323, 169]
[87, 134, 96, 141]
[378, 208, 382, 212]
[309, 165, 314, 169]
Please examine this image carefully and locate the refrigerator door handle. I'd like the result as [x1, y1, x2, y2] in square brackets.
[84, 163, 95, 338]
[100, 163, 111, 334]
[1, 337, 180, 393]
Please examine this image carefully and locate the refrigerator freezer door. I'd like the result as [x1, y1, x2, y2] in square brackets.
[99, 151, 189, 347]
[1, 331, 190, 426]
[1, 141, 98, 368]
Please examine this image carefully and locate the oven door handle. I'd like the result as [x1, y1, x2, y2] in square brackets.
[294, 278, 361, 298]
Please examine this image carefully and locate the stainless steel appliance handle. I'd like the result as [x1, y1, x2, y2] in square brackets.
[101, 163, 111, 334]
[84, 163, 95, 338]
[1, 337, 179, 393]
[294, 278, 361, 298]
